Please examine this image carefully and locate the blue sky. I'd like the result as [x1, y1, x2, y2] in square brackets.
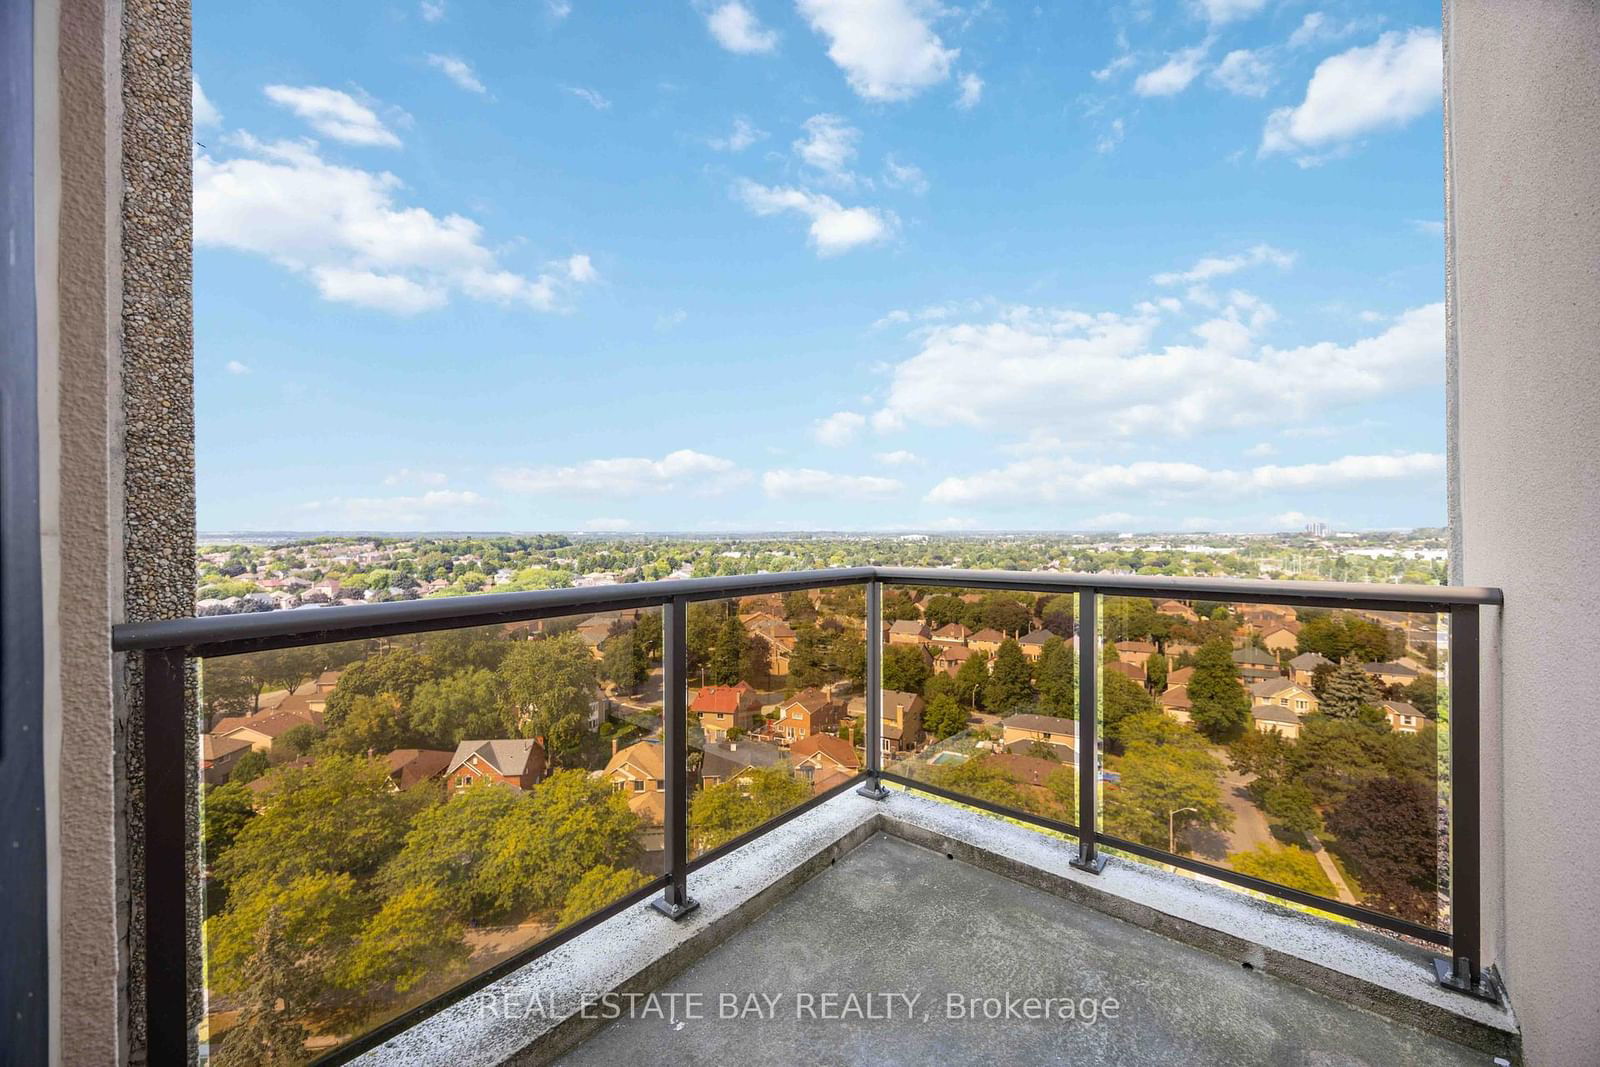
[194, 0, 1446, 534]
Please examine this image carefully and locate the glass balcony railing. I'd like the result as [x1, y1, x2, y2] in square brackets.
[116, 566, 1499, 1064]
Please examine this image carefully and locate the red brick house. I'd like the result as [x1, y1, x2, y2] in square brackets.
[690, 681, 761, 740]
[446, 738, 546, 793]
[777, 688, 841, 742]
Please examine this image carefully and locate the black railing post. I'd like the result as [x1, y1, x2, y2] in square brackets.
[858, 579, 889, 800]
[1070, 588, 1105, 874]
[143, 647, 189, 1061]
[1435, 604, 1496, 999]
[652, 597, 699, 920]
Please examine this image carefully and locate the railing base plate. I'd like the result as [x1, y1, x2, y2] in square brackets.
[1432, 957, 1501, 1004]
[856, 781, 890, 801]
[1070, 852, 1106, 875]
[650, 895, 701, 921]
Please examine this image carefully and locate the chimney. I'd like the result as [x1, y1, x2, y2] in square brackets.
[611, 737, 619, 757]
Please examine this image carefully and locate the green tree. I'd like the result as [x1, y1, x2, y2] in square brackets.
[922, 693, 969, 741]
[985, 639, 1033, 714]
[600, 626, 648, 693]
[203, 781, 257, 862]
[1146, 652, 1168, 694]
[230, 749, 270, 785]
[1324, 776, 1438, 922]
[480, 770, 640, 914]
[927, 756, 1030, 812]
[1187, 639, 1251, 743]
[325, 693, 412, 756]
[782, 590, 817, 624]
[882, 589, 922, 622]
[922, 594, 967, 628]
[323, 648, 435, 730]
[1034, 636, 1076, 717]
[274, 723, 321, 759]
[883, 643, 932, 694]
[690, 765, 810, 851]
[1104, 735, 1231, 852]
[1320, 661, 1382, 719]
[559, 865, 652, 926]
[409, 668, 508, 749]
[499, 634, 599, 765]
[953, 650, 990, 709]
[337, 882, 467, 995]
[709, 611, 746, 685]
[1262, 782, 1321, 835]
[1229, 844, 1337, 897]
[379, 783, 522, 921]
[1102, 670, 1158, 748]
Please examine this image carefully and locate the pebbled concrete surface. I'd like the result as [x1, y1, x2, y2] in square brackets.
[560, 834, 1490, 1067]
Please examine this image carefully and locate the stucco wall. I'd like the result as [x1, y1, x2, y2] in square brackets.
[1447, 1, 1600, 1063]
[37, 0, 195, 1061]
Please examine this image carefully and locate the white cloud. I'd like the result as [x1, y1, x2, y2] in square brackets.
[1261, 29, 1441, 161]
[193, 79, 223, 128]
[1134, 44, 1208, 97]
[420, 0, 446, 22]
[927, 451, 1444, 507]
[762, 468, 903, 498]
[1410, 218, 1445, 237]
[566, 253, 599, 283]
[302, 489, 489, 528]
[656, 309, 689, 331]
[1081, 511, 1137, 528]
[1270, 510, 1324, 528]
[709, 117, 767, 152]
[1210, 49, 1272, 97]
[194, 136, 595, 314]
[704, 2, 779, 54]
[876, 450, 920, 465]
[493, 450, 747, 495]
[427, 54, 487, 95]
[1096, 117, 1126, 154]
[1153, 244, 1295, 286]
[1287, 12, 1370, 50]
[734, 180, 895, 256]
[955, 72, 984, 109]
[547, 0, 573, 18]
[794, 114, 860, 180]
[383, 468, 449, 487]
[796, 0, 958, 102]
[1244, 442, 1276, 457]
[582, 517, 634, 531]
[225, 359, 250, 375]
[870, 297, 1445, 442]
[263, 85, 401, 147]
[883, 155, 929, 194]
[565, 86, 612, 110]
[814, 410, 866, 446]
[1191, 0, 1268, 26]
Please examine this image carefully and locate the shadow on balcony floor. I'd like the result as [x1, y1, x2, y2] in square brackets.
[559, 833, 1483, 1067]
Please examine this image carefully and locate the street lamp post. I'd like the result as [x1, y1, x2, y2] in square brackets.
[1168, 806, 1198, 854]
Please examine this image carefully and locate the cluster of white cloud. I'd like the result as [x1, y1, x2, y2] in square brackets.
[1134, 44, 1210, 97]
[194, 131, 597, 315]
[794, 113, 861, 182]
[703, 1, 779, 54]
[1108, 13, 1440, 164]
[303, 489, 488, 528]
[1261, 29, 1442, 162]
[264, 85, 402, 147]
[193, 78, 223, 128]
[762, 468, 902, 499]
[927, 451, 1442, 507]
[796, 0, 958, 102]
[734, 179, 894, 256]
[868, 291, 1445, 442]
[564, 86, 612, 110]
[493, 450, 748, 495]
[814, 410, 866, 446]
[427, 53, 487, 95]
[1152, 243, 1295, 286]
[383, 468, 449, 488]
[709, 116, 766, 152]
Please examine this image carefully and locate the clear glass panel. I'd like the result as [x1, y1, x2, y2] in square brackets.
[883, 585, 1079, 827]
[1098, 595, 1447, 931]
[197, 611, 661, 1062]
[685, 586, 867, 858]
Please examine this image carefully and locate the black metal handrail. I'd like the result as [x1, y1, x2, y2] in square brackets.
[126, 566, 1500, 1063]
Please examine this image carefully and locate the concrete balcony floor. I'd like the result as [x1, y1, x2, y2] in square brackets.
[559, 834, 1483, 1067]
